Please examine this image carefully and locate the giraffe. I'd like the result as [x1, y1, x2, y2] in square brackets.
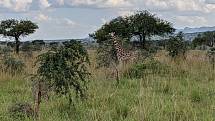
[110, 33, 137, 82]
[110, 33, 136, 65]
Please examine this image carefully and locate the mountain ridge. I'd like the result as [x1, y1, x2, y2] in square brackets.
[177, 26, 215, 34]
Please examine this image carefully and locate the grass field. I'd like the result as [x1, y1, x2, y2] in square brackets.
[1, 50, 215, 121]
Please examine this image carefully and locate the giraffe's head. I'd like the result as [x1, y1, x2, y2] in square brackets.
[109, 32, 118, 45]
[110, 32, 115, 37]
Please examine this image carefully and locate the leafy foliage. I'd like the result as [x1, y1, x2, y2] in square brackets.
[0, 19, 38, 54]
[2, 56, 25, 75]
[166, 32, 187, 58]
[32, 40, 45, 46]
[96, 36, 119, 68]
[192, 32, 215, 48]
[125, 59, 170, 78]
[207, 47, 215, 69]
[6, 42, 16, 48]
[8, 102, 34, 120]
[21, 40, 45, 53]
[34, 40, 90, 101]
[91, 10, 175, 49]
[0, 47, 12, 57]
[190, 90, 202, 103]
[49, 42, 59, 49]
[91, 10, 174, 68]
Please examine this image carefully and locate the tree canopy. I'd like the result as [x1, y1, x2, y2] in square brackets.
[91, 10, 175, 49]
[0, 19, 38, 54]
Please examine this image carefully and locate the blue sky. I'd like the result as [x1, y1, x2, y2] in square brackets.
[0, 0, 215, 41]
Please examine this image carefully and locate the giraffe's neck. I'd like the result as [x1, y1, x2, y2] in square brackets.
[113, 39, 131, 61]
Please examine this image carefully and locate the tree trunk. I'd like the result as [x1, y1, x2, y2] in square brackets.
[34, 82, 41, 119]
[15, 37, 20, 54]
[139, 34, 145, 49]
[212, 38, 215, 47]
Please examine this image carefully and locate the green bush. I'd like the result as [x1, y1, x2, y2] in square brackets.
[207, 47, 215, 69]
[125, 59, 170, 78]
[8, 102, 34, 120]
[35, 40, 90, 103]
[166, 32, 187, 58]
[3, 56, 25, 75]
[0, 47, 12, 57]
[190, 90, 202, 103]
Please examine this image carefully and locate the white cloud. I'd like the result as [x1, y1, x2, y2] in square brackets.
[118, 10, 133, 16]
[0, 0, 13, 8]
[63, 18, 77, 26]
[101, 18, 107, 24]
[0, 0, 50, 12]
[36, 13, 51, 21]
[14, 0, 33, 12]
[105, 0, 131, 7]
[141, 0, 211, 12]
[1, 0, 215, 36]
[56, 0, 64, 5]
[61, 0, 132, 8]
[44, 17, 79, 28]
[175, 16, 208, 27]
[39, 0, 51, 9]
[0, 0, 215, 13]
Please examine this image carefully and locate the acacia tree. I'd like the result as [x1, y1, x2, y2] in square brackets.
[0, 19, 38, 54]
[129, 11, 175, 49]
[91, 10, 175, 49]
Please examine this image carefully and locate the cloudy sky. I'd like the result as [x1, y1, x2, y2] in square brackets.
[0, 0, 215, 40]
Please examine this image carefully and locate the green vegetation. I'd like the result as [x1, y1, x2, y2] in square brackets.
[1, 11, 215, 121]
[166, 32, 187, 58]
[0, 19, 38, 54]
[192, 31, 215, 48]
[0, 50, 215, 120]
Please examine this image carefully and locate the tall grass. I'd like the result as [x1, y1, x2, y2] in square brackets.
[0, 50, 215, 121]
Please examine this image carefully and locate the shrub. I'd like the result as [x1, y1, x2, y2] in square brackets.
[207, 47, 215, 69]
[166, 32, 187, 58]
[21, 41, 43, 52]
[124, 63, 146, 78]
[7, 42, 15, 48]
[125, 59, 170, 78]
[96, 38, 119, 68]
[33, 40, 90, 117]
[49, 42, 59, 49]
[2, 56, 25, 75]
[8, 102, 34, 120]
[0, 47, 13, 57]
[190, 90, 202, 103]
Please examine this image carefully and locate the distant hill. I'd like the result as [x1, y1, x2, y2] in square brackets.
[183, 32, 201, 41]
[41, 37, 95, 43]
[177, 26, 215, 34]
[176, 26, 215, 41]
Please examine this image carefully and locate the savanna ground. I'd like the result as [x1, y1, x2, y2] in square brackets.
[1, 50, 215, 121]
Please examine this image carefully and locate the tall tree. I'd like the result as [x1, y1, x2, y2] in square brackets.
[91, 10, 175, 49]
[0, 19, 38, 54]
[129, 11, 175, 49]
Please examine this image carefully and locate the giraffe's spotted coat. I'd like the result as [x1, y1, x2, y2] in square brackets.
[111, 34, 137, 63]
